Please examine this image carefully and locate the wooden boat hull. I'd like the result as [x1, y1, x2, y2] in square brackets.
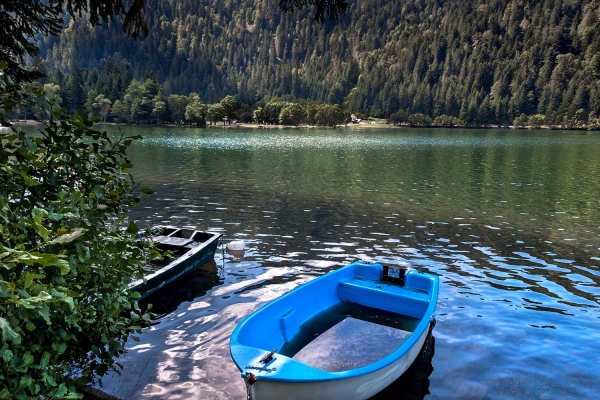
[129, 227, 222, 299]
[230, 261, 439, 400]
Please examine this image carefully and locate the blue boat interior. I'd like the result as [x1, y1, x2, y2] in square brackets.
[230, 261, 439, 381]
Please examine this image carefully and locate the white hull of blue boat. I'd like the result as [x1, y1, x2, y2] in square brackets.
[230, 261, 439, 400]
[247, 322, 430, 400]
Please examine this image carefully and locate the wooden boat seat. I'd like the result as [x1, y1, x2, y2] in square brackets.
[153, 235, 194, 247]
[338, 278, 430, 319]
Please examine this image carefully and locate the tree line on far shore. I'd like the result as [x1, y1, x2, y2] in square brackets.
[11, 62, 350, 127]
[13, 61, 600, 130]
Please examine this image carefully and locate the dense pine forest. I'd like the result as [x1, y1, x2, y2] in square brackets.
[32, 0, 600, 127]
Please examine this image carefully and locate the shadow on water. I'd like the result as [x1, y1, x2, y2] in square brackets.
[138, 259, 224, 317]
[370, 332, 436, 400]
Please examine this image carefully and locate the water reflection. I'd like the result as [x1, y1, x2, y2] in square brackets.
[226, 248, 245, 261]
[91, 127, 600, 400]
[139, 260, 224, 317]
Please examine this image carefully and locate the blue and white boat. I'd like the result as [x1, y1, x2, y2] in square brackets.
[229, 261, 439, 400]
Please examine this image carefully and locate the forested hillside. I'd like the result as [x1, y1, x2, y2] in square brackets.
[37, 0, 600, 126]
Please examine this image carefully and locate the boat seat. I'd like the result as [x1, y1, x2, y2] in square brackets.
[154, 235, 195, 247]
[279, 308, 302, 343]
[337, 278, 430, 319]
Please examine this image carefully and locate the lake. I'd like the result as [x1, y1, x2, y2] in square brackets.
[84, 126, 599, 399]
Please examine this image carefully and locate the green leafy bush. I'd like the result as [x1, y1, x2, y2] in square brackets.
[1, 75, 157, 398]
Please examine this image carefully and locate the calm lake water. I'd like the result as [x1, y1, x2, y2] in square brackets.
[74, 126, 599, 399]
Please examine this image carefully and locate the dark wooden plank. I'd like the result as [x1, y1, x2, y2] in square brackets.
[154, 235, 194, 247]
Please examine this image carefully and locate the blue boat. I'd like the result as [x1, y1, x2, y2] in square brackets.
[230, 261, 439, 400]
[129, 226, 222, 299]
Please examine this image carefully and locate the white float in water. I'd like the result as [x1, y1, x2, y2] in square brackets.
[226, 240, 245, 260]
[226, 240, 245, 251]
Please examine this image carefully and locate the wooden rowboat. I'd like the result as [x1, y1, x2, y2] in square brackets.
[129, 226, 222, 299]
[229, 261, 439, 400]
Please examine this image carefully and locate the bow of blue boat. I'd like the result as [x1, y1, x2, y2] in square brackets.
[230, 261, 439, 388]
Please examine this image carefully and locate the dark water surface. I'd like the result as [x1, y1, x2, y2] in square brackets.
[88, 126, 599, 399]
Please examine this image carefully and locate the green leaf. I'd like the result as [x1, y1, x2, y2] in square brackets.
[0, 280, 15, 297]
[52, 228, 87, 244]
[60, 295, 75, 310]
[50, 213, 64, 221]
[1, 349, 14, 362]
[62, 391, 83, 399]
[0, 317, 20, 343]
[18, 292, 52, 309]
[54, 383, 68, 397]
[15, 252, 70, 274]
[21, 173, 37, 186]
[36, 304, 51, 324]
[23, 272, 45, 289]
[20, 352, 34, 368]
[43, 372, 57, 387]
[32, 208, 49, 218]
[92, 187, 104, 199]
[126, 220, 139, 234]
[18, 375, 33, 389]
[40, 351, 51, 369]
[52, 341, 67, 355]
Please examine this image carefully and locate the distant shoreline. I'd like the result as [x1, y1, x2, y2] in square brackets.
[8, 120, 599, 132]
